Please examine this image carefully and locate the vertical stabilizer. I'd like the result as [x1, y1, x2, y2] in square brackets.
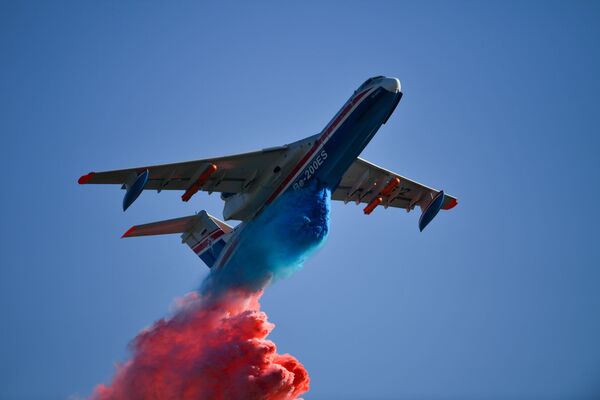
[181, 211, 233, 268]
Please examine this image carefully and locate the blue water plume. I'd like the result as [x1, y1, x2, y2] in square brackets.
[203, 180, 330, 293]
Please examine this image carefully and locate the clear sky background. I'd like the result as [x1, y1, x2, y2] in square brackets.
[1, 2, 599, 399]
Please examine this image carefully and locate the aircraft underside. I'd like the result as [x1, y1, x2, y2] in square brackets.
[78, 76, 458, 269]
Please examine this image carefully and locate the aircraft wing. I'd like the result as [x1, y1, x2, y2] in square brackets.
[78, 146, 288, 204]
[332, 157, 457, 229]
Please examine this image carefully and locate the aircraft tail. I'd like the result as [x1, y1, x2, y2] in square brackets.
[122, 211, 233, 268]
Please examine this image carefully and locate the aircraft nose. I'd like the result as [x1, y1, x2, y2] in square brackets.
[380, 77, 401, 93]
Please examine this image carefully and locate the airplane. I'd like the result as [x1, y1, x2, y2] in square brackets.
[78, 76, 457, 269]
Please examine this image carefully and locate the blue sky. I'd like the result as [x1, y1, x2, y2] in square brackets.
[1, 1, 599, 399]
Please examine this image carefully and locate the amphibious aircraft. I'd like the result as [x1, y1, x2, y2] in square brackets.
[78, 76, 457, 269]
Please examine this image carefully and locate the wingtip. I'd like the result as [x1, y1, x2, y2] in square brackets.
[78, 172, 96, 184]
[443, 198, 458, 210]
[121, 226, 137, 238]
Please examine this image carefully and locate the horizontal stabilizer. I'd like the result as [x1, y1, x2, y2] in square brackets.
[122, 212, 232, 238]
[123, 215, 199, 238]
[121, 211, 233, 269]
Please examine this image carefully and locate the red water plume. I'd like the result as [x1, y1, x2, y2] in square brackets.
[91, 290, 309, 400]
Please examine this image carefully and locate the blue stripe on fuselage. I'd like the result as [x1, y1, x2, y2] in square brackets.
[290, 88, 401, 193]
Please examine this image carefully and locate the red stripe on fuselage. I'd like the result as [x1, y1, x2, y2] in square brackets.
[192, 229, 226, 254]
[263, 88, 372, 206]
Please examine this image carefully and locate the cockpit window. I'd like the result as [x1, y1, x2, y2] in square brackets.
[357, 76, 384, 92]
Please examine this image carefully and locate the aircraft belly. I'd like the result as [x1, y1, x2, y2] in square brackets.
[222, 145, 307, 221]
[232, 86, 400, 221]
[208, 179, 330, 288]
[302, 89, 399, 190]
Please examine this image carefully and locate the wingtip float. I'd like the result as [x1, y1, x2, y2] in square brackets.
[418, 191, 447, 232]
[122, 169, 149, 211]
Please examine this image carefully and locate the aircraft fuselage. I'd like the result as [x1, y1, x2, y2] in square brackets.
[215, 76, 402, 268]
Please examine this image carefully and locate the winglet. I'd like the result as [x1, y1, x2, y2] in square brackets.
[121, 226, 137, 238]
[78, 172, 96, 184]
